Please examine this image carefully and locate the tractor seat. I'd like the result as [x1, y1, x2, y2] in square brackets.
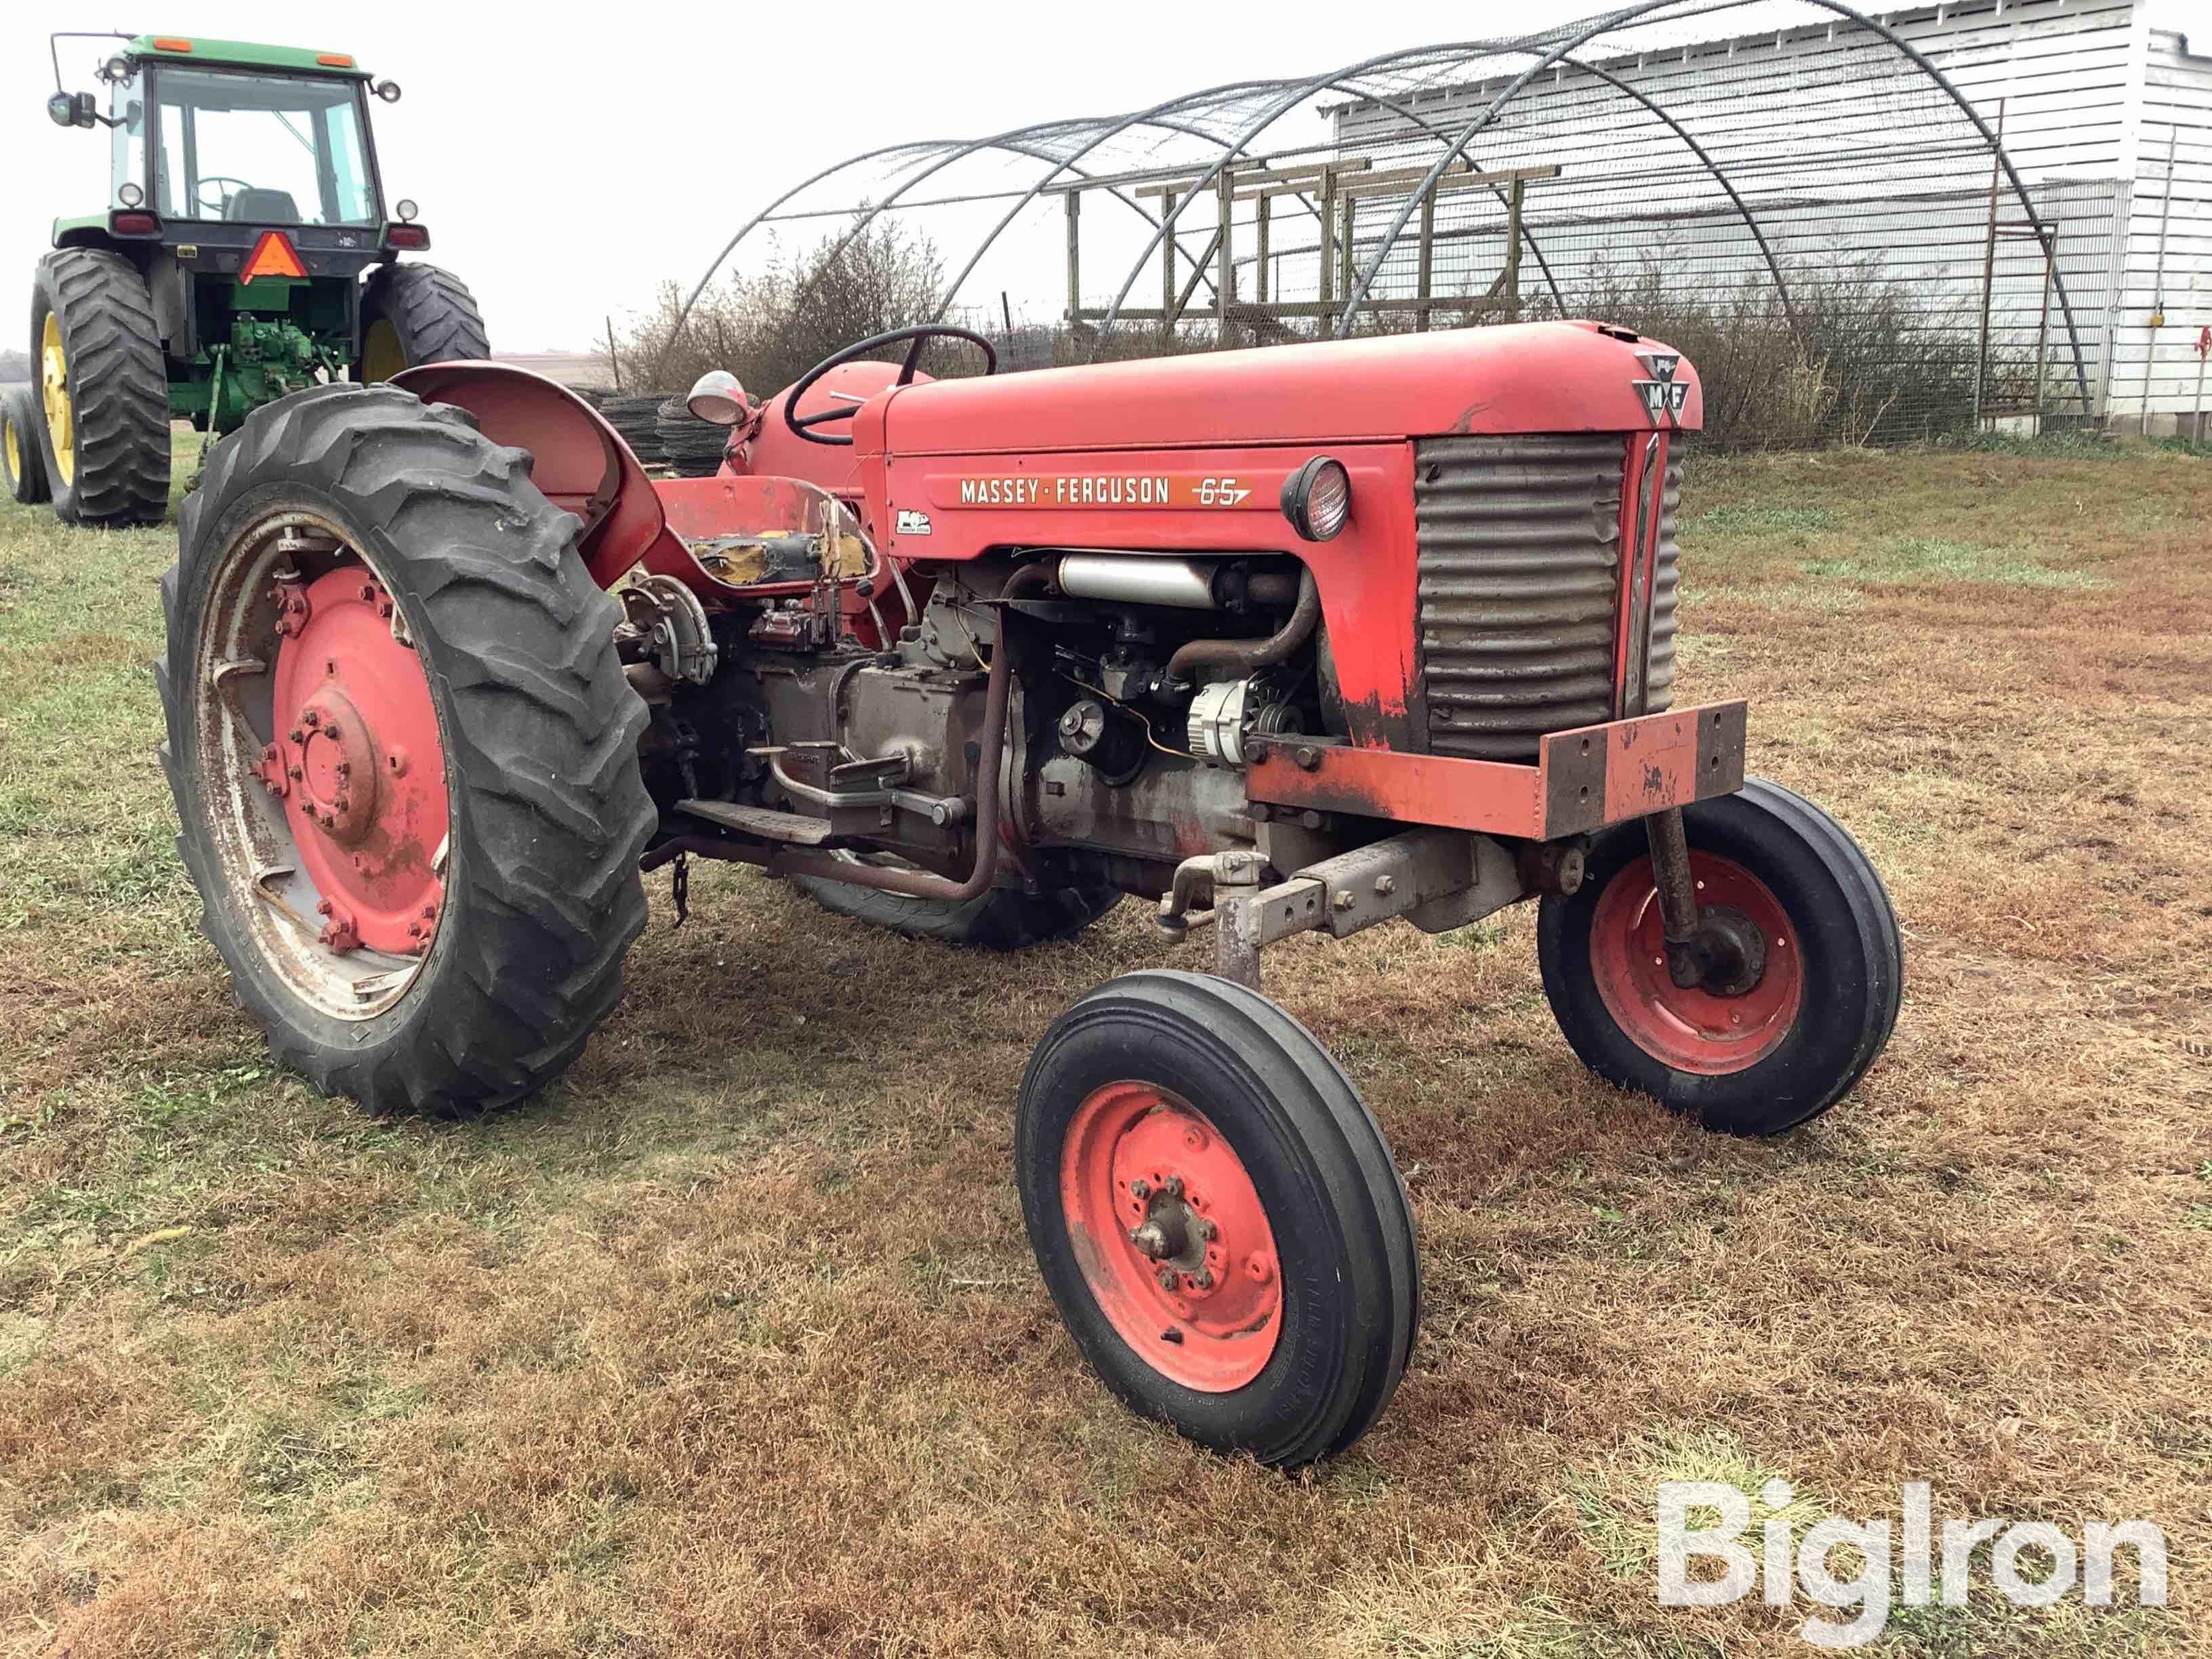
[226, 188, 300, 223]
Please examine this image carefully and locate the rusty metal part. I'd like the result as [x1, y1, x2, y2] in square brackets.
[656, 560, 1054, 899]
[1164, 567, 1318, 683]
[1645, 806, 1703, 988]
[1517, 838, 1587, 897]
[1247, 699, 1746, 840]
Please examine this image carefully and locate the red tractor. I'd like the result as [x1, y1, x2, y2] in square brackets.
[159, 320, 1900, 1466]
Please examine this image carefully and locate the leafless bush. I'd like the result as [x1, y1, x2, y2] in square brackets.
[620, 218, 962, 397]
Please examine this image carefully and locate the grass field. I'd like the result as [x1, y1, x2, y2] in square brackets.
[1, 433, 2207, 1657]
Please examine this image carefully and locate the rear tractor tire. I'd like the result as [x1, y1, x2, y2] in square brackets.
[158, 382, 653, 1115]
[1536, 778, 1902, 1136]
[794, 857, 1122, 949]
[30, 249, 170, 525]
[3, 384, 49, 504]
[1017, 970, 1420, 1467]
[358, 263, 489, 382]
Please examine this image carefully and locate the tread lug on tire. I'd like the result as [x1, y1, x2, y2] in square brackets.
[159, 381, 652, 1117]
[1017, 969, 1420, 1467]
[1536, 777, 1904, 1135]
[30, 249, 169, 525]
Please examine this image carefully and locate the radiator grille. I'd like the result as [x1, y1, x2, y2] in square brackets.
[1412, 434, 1677, 760]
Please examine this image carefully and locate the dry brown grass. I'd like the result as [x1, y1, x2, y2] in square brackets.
[1, 436, 2207, 1657]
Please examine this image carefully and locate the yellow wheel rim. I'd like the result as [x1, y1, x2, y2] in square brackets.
[2, 411, 18, 489]
[41, 312, 75, 487]
[361, 319, 407, 384]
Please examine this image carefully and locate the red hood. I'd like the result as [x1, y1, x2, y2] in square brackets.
[868, 319, 1700, 457]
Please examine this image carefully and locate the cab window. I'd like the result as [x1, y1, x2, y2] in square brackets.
[148, 64, 378, 227]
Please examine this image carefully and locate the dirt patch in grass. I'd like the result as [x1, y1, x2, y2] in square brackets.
[1, 436, 2207, 1656]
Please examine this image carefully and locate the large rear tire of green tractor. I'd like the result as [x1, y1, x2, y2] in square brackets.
[158, 382, 653, 1117]
[358, 264, 489, 382]
[30, 249, 170, 525]
[3, 384, 49, 505]
[793, 855, 1124, 949]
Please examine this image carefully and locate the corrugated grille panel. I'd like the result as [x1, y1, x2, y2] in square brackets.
[1412, 434, 1679, 760]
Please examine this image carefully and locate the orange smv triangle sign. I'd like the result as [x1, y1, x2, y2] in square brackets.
[241, 229, 307, 284]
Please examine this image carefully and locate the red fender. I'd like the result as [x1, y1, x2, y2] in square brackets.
[390, 363, 665, 590]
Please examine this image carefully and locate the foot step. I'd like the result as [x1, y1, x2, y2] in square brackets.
[674, 800, 836, 846]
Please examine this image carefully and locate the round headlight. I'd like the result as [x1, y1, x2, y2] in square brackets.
[685, 369, 748, 426]
[117, 182, 144, 207]
[374, 79, 403, 104]
[1282, 455, 1351, 541]
[394, 199, 419, 224]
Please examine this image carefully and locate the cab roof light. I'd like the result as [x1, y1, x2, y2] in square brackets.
[150, 37, 193, 52]
[316, 53, 354, 67]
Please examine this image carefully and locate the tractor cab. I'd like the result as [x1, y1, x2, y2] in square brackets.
[21, 33, 487, 526]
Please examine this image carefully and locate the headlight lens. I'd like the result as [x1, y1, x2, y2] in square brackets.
[117, 182, 144, 207]
[1282, 455, 1351, 541]
[394, 198, 419, 223]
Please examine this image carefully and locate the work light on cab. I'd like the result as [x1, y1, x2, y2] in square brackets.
[1282, 455, 1351, 540]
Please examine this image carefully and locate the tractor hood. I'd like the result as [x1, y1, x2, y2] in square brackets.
[870, 320, 1701, 457]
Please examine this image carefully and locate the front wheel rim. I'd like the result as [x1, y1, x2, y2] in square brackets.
[1061, 1082, 1282, 1392]
[192, 507, 451, 1020]
[1589, 850, 1803, 1076]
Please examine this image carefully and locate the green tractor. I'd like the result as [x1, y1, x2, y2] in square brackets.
[21, 33, 488, 524]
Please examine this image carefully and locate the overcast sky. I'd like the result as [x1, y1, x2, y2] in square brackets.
[3, 1, 2200, 363]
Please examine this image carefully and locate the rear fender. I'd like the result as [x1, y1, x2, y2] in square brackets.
[390, 362, 663, 589]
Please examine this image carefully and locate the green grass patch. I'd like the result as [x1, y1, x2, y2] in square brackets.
[1801, 535, 2110, 590]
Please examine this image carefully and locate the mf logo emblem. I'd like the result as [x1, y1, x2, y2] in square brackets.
[1633, 351, 1689, 426]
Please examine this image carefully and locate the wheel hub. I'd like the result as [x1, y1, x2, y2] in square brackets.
[261, 566, 447, 957]
[1590, 851, 1803, 1076]
[1062, 1083, 1282, 1391]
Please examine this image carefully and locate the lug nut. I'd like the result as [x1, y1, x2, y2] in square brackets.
[407, 923, 422, 939]
[1161, 1174, 1183, 1199]
[1157, 1268, 1176, 1292]
[302, 711, 319, 728]
[1130, 1178, 1151, 1200]
[323, 724, 341, 741]
[1195, 1217, 1216, 1242]
[360, 583, 376, 601]
[1192, 1269, 1214, 1290]
[288, 727, 305, 743]
[421, 905, 436, 920]
[316, 899, 333, 916]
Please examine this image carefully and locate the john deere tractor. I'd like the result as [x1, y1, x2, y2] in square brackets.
[21, 33, 487, 524]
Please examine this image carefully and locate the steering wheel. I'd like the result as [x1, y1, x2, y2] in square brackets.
[781, 325, 997, 447]
[194, 176, 253, 216]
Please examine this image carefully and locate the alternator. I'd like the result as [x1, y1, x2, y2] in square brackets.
[1186, 678, 1294, 766]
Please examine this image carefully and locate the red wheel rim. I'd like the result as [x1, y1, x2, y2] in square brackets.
[1589, 851, 1803, 1076]
[264, 566, 449, 956]
[1061, 1082, 1282, 1392]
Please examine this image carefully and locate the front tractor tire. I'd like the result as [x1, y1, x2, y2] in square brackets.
[358, 263, 489, 382]
[3, 383, 49, 504]
[159, 382, 653, 1116]
[30, 249, 170, 525]
[1536, 779, 1903, 1136]
[1017, 971, 1420, 1467]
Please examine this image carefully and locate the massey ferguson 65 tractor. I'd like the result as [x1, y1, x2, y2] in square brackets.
[158, 320, 1901, 1467]
[17, 33, 485, 524]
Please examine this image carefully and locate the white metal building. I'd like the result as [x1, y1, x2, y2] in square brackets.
[1329, 0, 2211, 432]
